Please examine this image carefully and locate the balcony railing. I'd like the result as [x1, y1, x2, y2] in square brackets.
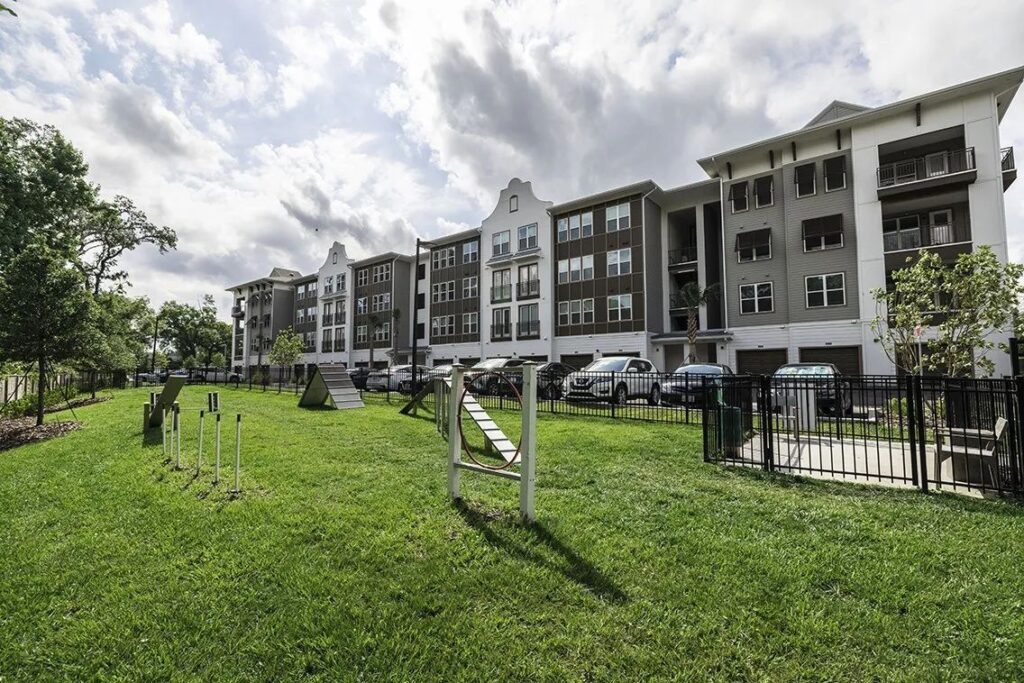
[876, 147, 975, 188]
[517, 320, 540, 338]
[517, 279, 540, 299]
[883, 220, 970, 252]
[668, 246, 698, 266]
[321, 341, 332, 353]
[322, 315, 333, 326]
[491, 285, 512, 303]
[1002, 146, 1016, 172]
[491, 324, 512, 340]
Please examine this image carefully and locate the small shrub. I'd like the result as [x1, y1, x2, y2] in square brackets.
[1, 388, 81, 419]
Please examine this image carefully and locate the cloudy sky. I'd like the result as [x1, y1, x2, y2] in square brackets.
[2, 0, 1023, 316]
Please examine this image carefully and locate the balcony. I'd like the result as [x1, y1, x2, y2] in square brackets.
[883, 219, 970, 253]
[517, 320, 540, 339]
[321, 341, 332, 353]
[1002, 147, 1017, 190]
[516, 279, 540, 299]
[322, 314, 333, 326]
[490, 284, 512, 303]
[231, 305, 245, 319]
[876, 147, 976, 198]
[668, 246, 699, 268]
[490, 324, 512, 341]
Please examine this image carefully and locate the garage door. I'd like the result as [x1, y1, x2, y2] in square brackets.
[799, 346, 862, 376]
[560, 353, 594, 369]
[736, 349, 789, 376]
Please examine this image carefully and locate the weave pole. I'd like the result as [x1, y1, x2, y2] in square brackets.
[214, 413, 222, 485]
[173, 405, 182, 469]
[232, 414, 241, 494]
[196, 410, 205, 475]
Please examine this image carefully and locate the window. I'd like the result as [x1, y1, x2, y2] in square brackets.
[558, 259, 569, 284]
[372, 263, 392, 283]
[356, 325, 367, 343]
[492, 308, 511, 338]
[805, 273, 846, 308]
[581, 254, 593, 280]
[728, 182, 748, 213]
[322, 329, 332, 351]
[795, 163, 816, 198]
[492, 230, 510, 257]
[431, 315, 455, 338]
[754, 176, 774, 208]
[558, 301, 570, 326]
[739, 282, 774, 314]
[431, 281, 455, 303]
[569, 214, 580, 240]
[463, 276, 478, 299]
[357, 269, 368, 287]
[356, 297, 367, 314]
[462, 241, 479, 263]
[569, 300, 581, 324]
[509, 195, 518, 212]
[373, 323, 390, 342]
[463, 312, 478, 335]
[371, 293, 391, 312]
[607, 248, 632, 276]
[561, 298, 593, 324]
[883, 215, 922, 252]
[517, 223, 538, 251]
[432, 247, 455, 270]
[517, 264, 539, 297]
[802, 214, 844, 252]
[606, 202, 631, 231]
[583, 298, 594, 323]
[333, 328, 344, 349]
[491, 269, 511, 301]
[735, 229, 771, 262]
[608, 294, 633, 322]
[323, 276, 334, 295]
[307, 306, 316, 321]
[332, 252, 338, 264]
[581, 212, 593, 237]
[296, 308, 306, 324]
[322, 302, 333, 323]
[557, 218, 568, 243]
[518, 303, 539, 337]
[824, 156, 847, 192]
[338, 273, 346, 292]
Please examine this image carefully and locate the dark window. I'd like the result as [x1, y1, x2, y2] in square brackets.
[415, 322, 425, 339]
[795, 163, 816, 197]
[802, 214, 844, 251]
[416, 292, 425, 309]
[823, 156, 847, 191]
[728, 182, 748, 213]
[509, 195, 518, 212]
[754, 176, 774, 208]
[417, 263, 426, 279]
[735, 228, 771, 262]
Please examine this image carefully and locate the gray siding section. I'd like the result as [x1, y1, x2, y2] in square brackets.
[643, 196, 664, 333]
[393, 260, 412, 351]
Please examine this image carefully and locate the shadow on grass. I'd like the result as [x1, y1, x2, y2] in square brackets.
[455, 500, 628, 603]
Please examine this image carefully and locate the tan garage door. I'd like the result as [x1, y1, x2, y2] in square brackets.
[799, 346, 862, 376]
[736, 349, 789, 376]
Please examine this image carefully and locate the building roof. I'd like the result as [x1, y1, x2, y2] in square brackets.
[350, 251, 410, 268]
[697, 65, 1024, 177]
[425, 227, 481, 248]
[547, 180, 658, 215]
[226, 267, 304, 292]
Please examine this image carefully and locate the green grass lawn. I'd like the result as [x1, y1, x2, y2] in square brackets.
[2, 387, 1024, 681]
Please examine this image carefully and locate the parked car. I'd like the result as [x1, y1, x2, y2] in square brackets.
[199, 368, 242, 384]
[428, 364, 454, 379]
[365, 365, 410, 392]
[663, 363, 733, 406]
[771, 363, 853, 416]
[137, 371, 161, 384]
[494, 361, 575, 400]
[465, 357, 527, 395]
[348, 367, 372, 390]
[563, 357, 663, 405]
[395, 366, 433, 393]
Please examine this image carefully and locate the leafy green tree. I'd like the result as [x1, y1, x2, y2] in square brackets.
[269, 327, 303, 383]
[158, 296, 225, 366]
[677, 282, 718, 364]
[0, 2, 16, 17]
[0, 242, 95, 425]
[82, 293, 156, 373]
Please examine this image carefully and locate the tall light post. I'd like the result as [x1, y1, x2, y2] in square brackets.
[150, 313, 160, 372]
[411, 237, 434, 391]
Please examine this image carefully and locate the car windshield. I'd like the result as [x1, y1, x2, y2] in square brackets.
[473, 358, 510, 369]
[673, 364, 722, 375]
[775, 365, 834, 377]
[582, 358, 630, 372]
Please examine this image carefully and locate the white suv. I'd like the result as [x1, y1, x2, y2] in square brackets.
[564, 357, 663, 405]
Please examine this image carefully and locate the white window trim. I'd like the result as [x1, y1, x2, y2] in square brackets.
[802, 229, 845, 253]
[729, 183, 749, 214]
[805, 272, 846, 309]
[738, 281, 774, 315]
[795, 163, 817, 199]
[824, 157, 847, 192]
[754, 176, 774, 209]
[607, 293, 633, 322]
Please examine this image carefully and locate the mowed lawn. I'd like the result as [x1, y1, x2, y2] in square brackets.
[2, 387, 1024, 681]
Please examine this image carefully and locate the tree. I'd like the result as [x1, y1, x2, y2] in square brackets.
[677, 282, 718, 363]
[83, 292, 156, 373]
[871, 246, 1024, 377]
[76, 195, 177, 295]
[0, 242, 94, 425]
[159, 296, 225, 366]
[269, 327, 303, 384]
[0, 2, 16, 17]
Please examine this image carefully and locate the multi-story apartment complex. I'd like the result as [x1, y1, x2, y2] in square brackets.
[227, 67, 1020, 378]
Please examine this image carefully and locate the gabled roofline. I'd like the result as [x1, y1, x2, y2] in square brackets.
[547, 180, 658, 215]
[425, 227, 481, 248]
[350, 251, 408, 268]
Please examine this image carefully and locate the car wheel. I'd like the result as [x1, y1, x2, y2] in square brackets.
[613, 383, 628, 405]
[648, 384, 661, 406]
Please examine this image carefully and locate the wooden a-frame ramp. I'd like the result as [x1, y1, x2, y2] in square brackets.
[401, 377, 518, 464]
[298, 364, 364, 410]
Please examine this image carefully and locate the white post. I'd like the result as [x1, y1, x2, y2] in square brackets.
[173, 405, 181, 469]
[447, 365, 464, 500]
[214, 413, 222, 485]
[233, 414, 241, 494]
[196, 410, 205, 474]
[161, 405, 168, 456]
[520, 362, 537, 522]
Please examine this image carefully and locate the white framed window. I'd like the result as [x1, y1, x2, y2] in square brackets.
[739, 282, 774, 314]
[569, 214, 581, 240]
[606, 202, 631, 231]
[607, 248, 632, 276]
[373, 322, 390, 342]
[802, 215, 844, 252]
[509, 195, 518, 212]
[462, 241, 479, 263]
[581, 212, 593, 237]
[431, 315, 455, 337]
[357, 269, 368, 287]
[736, 229, 771, 262]
[356, 325, 367, 343]
[517, 223, 538, 251]
[805, 273, 846, 308]
[582, 298, 594, 323]
[795, 163, 816, 198]
[557, 217, 568, 243]
[432, 247, 455, 270]
[754, 176, 774, 208]
[338, 273, 346, 292]
[372, 263, 392, 283]
[569, 299, 582, 324]
[371, 293, 391, 312]
[323, 275, 334, 294]
[308, 306, 317, 321]
[558, 259, 569, 284]
[824, 156, 847, 192]
[332, 252, 338, 264]
[462, 276, 478, 299]
[608, 294, 633, 322]
[558, 301, 570, 326]
[296, 308, 306, 324]
[728, 182, 748, 213]
[356, 297, 367, 314]
[431, 281, 455, 303]
[492, 230, 510, 257]
[518, 303, 539, 337]
[582, 254, 593, 280]
[463, 312, 478, 335]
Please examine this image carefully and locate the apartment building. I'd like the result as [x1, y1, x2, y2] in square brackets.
[226, 67, 1021, 378]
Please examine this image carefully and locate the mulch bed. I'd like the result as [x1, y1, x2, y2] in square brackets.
[44, 395, 111, 413]
[0, 417, 81, 452]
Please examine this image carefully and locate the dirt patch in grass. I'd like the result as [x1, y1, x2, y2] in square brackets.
[0, 418, 81, 452]
[44, 396, 111, 413]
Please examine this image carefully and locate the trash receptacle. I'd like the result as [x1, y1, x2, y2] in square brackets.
[719, 406, 744, 457]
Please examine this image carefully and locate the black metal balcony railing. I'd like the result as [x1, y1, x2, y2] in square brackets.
[517, 279, 540, 298]
[334, 339, 345, 351]
[491, 324, 512, 340]
[321, 341, 332, 353]
[876, 147, 975, 188]
[1002, 146, 1016, 172]
[322, 315, 333, 326]
[668, 246, 699, 266]
[517, 320, 540, 338]
[882, 220, 971, 252]
[491, 285, 512, 303]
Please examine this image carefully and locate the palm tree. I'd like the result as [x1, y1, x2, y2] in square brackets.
[677, 282, 718, 363]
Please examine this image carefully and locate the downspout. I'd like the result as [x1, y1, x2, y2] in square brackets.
[640, 185, 657, 365]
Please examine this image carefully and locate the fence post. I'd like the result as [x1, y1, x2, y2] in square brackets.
[520, 362, 537, 523]
[447, 365, 464, 501]
[760, 375, 774, 472]
[701, 375, 710, 462]
[906, 375, 923, 491]
[610, 372, 616, 419]
[1013, 377, 1024, 496]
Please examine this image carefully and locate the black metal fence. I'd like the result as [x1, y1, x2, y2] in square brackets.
[704, 374, 1024, 498]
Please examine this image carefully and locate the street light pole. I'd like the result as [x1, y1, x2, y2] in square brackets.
[151, 314, 160, 372]
[412, 238, 422, 391]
